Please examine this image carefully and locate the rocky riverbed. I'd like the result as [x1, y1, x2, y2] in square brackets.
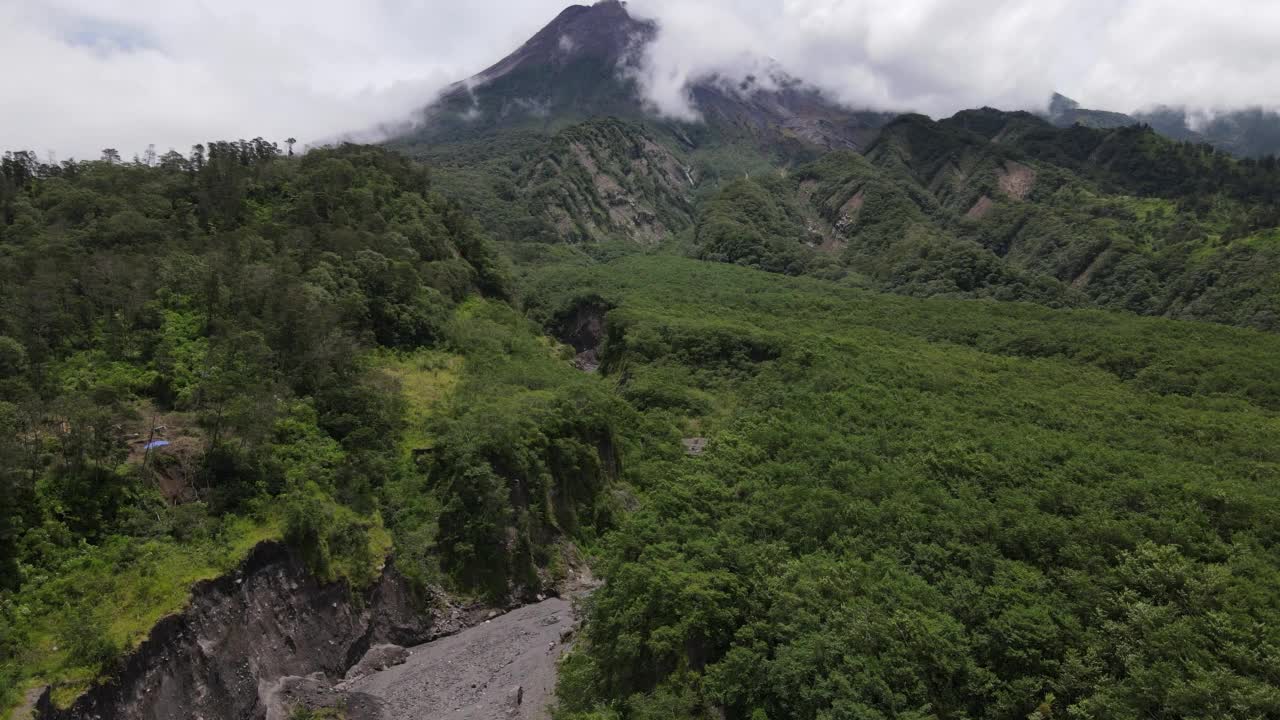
[345, 596, 578, 720]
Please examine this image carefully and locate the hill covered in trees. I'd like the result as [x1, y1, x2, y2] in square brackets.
[385, 3, 1280, 337]
[4, 132, 1280, 718]
[5, 3, 1280, 718]
[0, 143, 627, 709]
[526, 255, 1280, 720]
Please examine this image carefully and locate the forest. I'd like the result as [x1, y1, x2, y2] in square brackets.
[526, 256, 1280, 720]
[0, 143, 621, 709]
[2, 123, 1280, 720]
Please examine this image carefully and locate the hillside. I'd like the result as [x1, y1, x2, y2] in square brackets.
[0, 144, 627, 711]
[693, 111, 1280, 329]
[381, 4, 1280, 335]
[527, 255, 1280, 720]
[4, 136, 1280, 720]
[1048, 92, 1280, 159]
[5, 3, 1280, 719]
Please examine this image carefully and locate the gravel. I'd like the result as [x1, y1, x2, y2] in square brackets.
[347, 597, 577, 720]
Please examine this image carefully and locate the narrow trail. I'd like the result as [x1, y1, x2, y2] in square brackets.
[347, 597, 577, 720]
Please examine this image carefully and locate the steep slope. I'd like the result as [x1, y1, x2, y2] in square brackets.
[1136, 106, 1280, 159]
[32, 543, 448, 720]
[689, 110, 1280, 330]
[385, 2, 896, 247]
[392, 1, 893, 154]
[1046, 92, 1139, 130]
[1048, 92, 1280, 159]
[405, 1, 655, 144]
[521, 118, 696, 244]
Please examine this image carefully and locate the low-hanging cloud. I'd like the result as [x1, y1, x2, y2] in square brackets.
[2, 0, 1280, 159]
[0, 0, 567, 159]
[626, 0, 1280, 121]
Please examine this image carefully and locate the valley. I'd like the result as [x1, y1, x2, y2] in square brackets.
[3, 2, 1280, 720]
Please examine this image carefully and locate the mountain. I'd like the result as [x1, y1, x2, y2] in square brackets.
[384, 6, 1280, 332]
[1045, 92, 1138, 130]
[1136, 105, 1280, 158]
[394, 1, 894, 153]
[8, 4, 1280, 719]
[1047, 92, 1280, 158]
[407, 0, 655, 143]
[692, 107, 1280, 329]
[386, 1, 896, 247]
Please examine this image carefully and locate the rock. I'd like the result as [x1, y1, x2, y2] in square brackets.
[34, 542, 439, 720]
[506, 685, 523, 707]
[345, 644, 410, 681]
[261, 673, 384, 720]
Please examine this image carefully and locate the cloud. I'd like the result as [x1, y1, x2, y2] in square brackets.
[626, 0, 1280, 119]
[0, 0, 566, 159]
[2, 0, 1279, 158]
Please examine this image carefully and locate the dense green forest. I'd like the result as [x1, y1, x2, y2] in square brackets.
[0, 144, 623, 709]
[8, 2, 1280, 715]
[688, 114, 1280, 331]
[526, 256, 1280, 720]
[4, 118, 1280, 719]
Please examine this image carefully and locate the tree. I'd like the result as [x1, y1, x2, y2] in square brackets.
[100, 148, 121, 164]
[0, 336, 27, 379]
[286, 138, 297, 157]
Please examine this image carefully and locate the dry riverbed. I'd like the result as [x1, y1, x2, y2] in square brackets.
[342, 596, 578, 720]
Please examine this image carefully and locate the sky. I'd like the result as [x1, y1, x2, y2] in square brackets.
[3, 0, 1279, 160]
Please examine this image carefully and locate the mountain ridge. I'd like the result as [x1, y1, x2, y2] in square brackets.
[395, 0, 895, 153]
[1047, 91, 1280, 158]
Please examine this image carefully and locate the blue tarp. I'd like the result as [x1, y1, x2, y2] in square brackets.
[144, 440, 171, 450]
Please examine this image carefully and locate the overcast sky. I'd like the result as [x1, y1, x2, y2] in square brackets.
[3, 0, 1279, 160]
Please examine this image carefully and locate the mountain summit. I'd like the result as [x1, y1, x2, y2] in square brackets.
[399, 1, 893, 151]
[415, 1, 653, 137]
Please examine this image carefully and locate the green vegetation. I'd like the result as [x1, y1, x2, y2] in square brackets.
[381, 298, 629, 597]
[684, 113, 1280, 332]
[7, 74, 1280, 720]
[289, 705, 347, 720]
[411, 100, 1280, 337]
[0, 142, 619, 710]
[528, 256, 1280, 720]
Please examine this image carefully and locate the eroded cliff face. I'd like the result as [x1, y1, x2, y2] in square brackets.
[35, 542, 465, 720]
[527, 119, 695, 245]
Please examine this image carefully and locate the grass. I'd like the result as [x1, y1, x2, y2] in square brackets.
[1240, 226, 1280, 250]
[374, 349, 463, 456]
[7, 514, 282, 713]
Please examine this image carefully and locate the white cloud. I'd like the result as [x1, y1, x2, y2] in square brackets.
[0, 0, 566, 158]
[626, 0, 1280, 119]
[1, 0, 1279, 159]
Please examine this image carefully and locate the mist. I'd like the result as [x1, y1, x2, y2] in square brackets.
[625, 0, 1280, 121]
[3, 0, 1280, 158]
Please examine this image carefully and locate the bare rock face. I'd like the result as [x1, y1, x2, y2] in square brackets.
[262, 673, 384, 720]
[35, 542, 460, 720]
[344, 645, 411, 683]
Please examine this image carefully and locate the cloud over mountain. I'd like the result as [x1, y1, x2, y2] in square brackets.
[3, 0, 1279, 158]
[626, 0, 1280, 121]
